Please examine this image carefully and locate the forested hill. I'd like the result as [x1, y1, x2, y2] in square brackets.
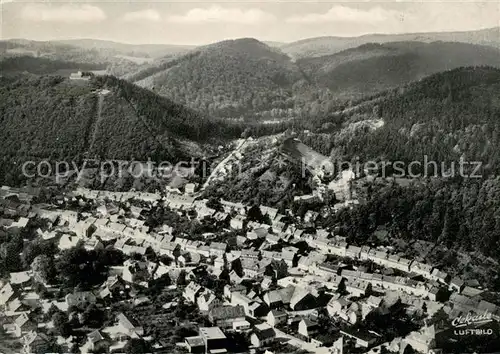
[298, 66, 500, 176]
[296, 41, 500, 98]
[200, 67, 500, 279]
[318, 68, 500, 279]
[129, 38, 309, 118]
[0, 56, 107, 75]
[282, 26, 500, 59]
[0, 74, 245, 184]
[127, 38, 500, 118]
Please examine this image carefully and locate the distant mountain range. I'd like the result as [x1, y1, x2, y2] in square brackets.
[4, 26, 498, 60]
[1, 38, 194, 59]
[280, 26, 500, 59]
[125, 37, 500, 115]
[0, 56, 107, 76]
[3, 31, 500, 117]
[297, 41, 500, 98]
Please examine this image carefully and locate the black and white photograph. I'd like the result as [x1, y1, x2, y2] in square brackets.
[0, 0, 500, 353]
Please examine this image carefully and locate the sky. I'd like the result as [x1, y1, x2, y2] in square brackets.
[1, 0, 499, 45]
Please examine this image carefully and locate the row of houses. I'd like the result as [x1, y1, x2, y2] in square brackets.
[73, 187, 160, 203]
[307, 235, 452, 285]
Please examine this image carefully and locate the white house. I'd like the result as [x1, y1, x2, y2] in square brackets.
[266, 310, 287, 327]
[250, 323, 276, 348]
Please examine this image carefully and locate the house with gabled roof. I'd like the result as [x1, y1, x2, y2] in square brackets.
[241, 249, 260, 259]
[450, 277, 465, 293]
[223, 284, 245, 301]
[346, 245, 362, 259]
[386, 254, 412, 272]
[83, 237, 104, 252]
[58, 234, 80, 250]
[197, 291, 221, 314]
[10, 217, 29, 229]
[208, 305, 246, 329]
[230, 291, 253, 313]
[22, 331, 50, 354]
[262, 285, 295, 309]
[264, 233, 280, 245]
[6, 297, 26, 315]
[266, 309, 287, 327]
[281, 246, 298, 267]
[431, 268, 450, 284]
[184, 281, 203, 303]
[159, 241, 180, 258]
[116, 313, 143, 338]
[166, 194, 195, 209]
[10, 271, 32, 286]
[248, 301, 269, 318]
[340, 328, 378, 348]
[409, 260, 433, 277]
[345, 278, 371, 297]
[86, 330, 107, 352]
[250, 323, 276, 348]
[327, 297, 352, 317]
[0, 282, 15, 307]
[298, 252, 327, 272]
[290, 287, 317, 311]
[239, 257, 262, 278]
[272, 221, 287, 234]
[230, 215, 246, 230]
[221, 200, 245, 214]
[121, 244, 147, 256]
[359, 246, 371, 260]
[261, 206, 278, 220]
[213, 212, 229, 223]
[298, 318, 320, 339]
[13, 313, 36, 337]
[65, 291, 97, 308]
[227, 270, 242, 285]
[401, 324, 437, 354]
[209, 242, 228, 257]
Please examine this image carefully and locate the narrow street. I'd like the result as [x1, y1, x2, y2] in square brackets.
[201, 137, 250, 190]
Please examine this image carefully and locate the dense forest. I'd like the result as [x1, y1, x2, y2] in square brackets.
[0, 74, 249, 185]
[0, 56, 107, 75]
[323, 177, 500, 289]
[130, 39, 500, 119]
[0, 39, 189, 64]
[203, 147, 315, 211]
[294, 66, 500, 175]
[0, 72, 328, 186]
[0, 71, 340, 186]
[129, 38, 351, 119]
[297, 42, 500, 98]
[132, 38, 307, 118]
[123, 51, 202, 83]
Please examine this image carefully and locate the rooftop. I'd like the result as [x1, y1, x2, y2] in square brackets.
[185, 336, 205, 347]
[199, 327, 226, 340]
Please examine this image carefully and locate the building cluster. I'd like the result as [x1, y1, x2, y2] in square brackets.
[0, 184, 499, 354]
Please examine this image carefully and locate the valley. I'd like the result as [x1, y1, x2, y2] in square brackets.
[1, 21, 500, 354]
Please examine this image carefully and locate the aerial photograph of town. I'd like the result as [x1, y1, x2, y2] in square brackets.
[0, 0, 500, 353]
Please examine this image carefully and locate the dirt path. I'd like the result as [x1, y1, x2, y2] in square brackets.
[86, 90, 108, 157]
[201, 138, 250, 190]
